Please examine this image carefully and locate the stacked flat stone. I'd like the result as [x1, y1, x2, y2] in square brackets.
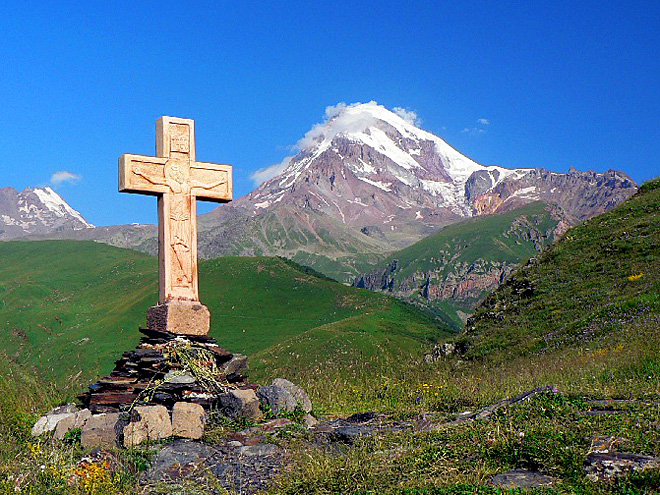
[80, 327, 251, 414]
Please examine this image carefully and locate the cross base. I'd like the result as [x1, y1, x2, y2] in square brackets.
[146, 300, 211, 336]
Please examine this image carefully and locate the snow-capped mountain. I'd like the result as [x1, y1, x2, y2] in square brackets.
[0, 186, 93, 240]
[242, 101, 636, 244]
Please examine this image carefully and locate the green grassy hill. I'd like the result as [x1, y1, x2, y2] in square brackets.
[355, 201, 568, 325]
[0, 240, 453, 392]
[460, 178, 660, 362]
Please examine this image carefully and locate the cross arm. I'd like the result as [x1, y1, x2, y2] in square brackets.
[190, 162, 233, 202]
[119, 154, 169, 195]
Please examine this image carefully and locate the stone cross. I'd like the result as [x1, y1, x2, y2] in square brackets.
[119, 116, 232, 334]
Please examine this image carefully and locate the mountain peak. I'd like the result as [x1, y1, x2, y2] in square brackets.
[245, 101, 527, 222]
[296, 101, 437, 156]
[0, 186, 93, 240]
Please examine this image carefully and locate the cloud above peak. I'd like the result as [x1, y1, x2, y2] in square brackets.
[393, 107, 421, 126]
[249, 101, 424, 187]
[250, 156, 293, 187]
[50, 170, 82, 186]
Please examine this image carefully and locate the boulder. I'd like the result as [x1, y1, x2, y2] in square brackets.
[32, 413, 75, 437]
[81, 413, 120, 448]
[218, 389, 263, 421]
[172, 402, 206, 439]
[271, 378, 312, 413]
[221, 354, 248, 376]
[54, 409, 92, 440]
[123, 405, 172, 446]
[585, 452, 660, 482]
[257, 385, 297, 416]
[31, 404, 80, 436]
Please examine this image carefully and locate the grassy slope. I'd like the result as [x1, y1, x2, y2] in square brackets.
[379, 202, 559, 277]
[357, 201, 563, 324]
[262, 180, 660, 494]
[0, 241, 453, 392]
[461, 179, 660, 361]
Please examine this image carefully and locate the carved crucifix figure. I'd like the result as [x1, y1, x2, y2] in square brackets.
[119, 116, 232, 334]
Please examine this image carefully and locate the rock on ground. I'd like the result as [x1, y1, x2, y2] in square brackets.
[271, 378, 313, 413]
[81, 413, 121, 448]
[257, 384, 297, 416]
[218, 389, 263, 421]
[172, 402, 206, 439]
[54, 409, 92, 440]
[142, 438, 284, 494]
[123, 405, 172, 447]
[490, 470, 557, 488]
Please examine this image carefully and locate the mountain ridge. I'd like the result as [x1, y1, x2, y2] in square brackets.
[0, 186, 93, 240]
[354, 201, 570, 325]
[240, 101, 636, 243]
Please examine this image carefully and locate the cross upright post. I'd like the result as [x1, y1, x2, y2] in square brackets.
[119, 116, 232, 335]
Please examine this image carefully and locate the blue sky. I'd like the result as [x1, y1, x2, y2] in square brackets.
[1, 1, 658, 226]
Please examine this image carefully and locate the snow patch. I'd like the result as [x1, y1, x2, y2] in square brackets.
[511, 186, 539, 199]
[357, 177, 392, 192]
[33, 187, 94, 227]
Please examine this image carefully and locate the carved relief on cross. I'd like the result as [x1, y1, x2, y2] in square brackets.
[119, 116, 232, 304]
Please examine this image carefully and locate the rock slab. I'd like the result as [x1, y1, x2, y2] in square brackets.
[81, 413, 120, 448]
[123, 405, 172, 446]
[585, 452, 660, 482]
[491, 470, 556, 488]
[172, 402, 206, 439]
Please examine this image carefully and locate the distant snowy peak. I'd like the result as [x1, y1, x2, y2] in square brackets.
[245, 101, 534, 222]
[0, 186, 93, 240]
[273, 100, 521, 194]
[32, 187, 93, 228]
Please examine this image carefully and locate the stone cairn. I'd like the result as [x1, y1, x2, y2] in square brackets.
[32, 328, 312, 448]
[79, 327, 250, 414]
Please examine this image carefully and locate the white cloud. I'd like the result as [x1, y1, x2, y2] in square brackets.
[477, 118, 489, 125]
[393, 107, 421, 126]
[324, 102, 348, 119]
[294, 101, 379, 151]
[50, 171, 82, 186]
[250, 156, 293, 186]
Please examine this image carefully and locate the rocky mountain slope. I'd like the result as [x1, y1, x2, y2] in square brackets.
[0, 186, 93, 240]
[354, 201, 570, 325]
